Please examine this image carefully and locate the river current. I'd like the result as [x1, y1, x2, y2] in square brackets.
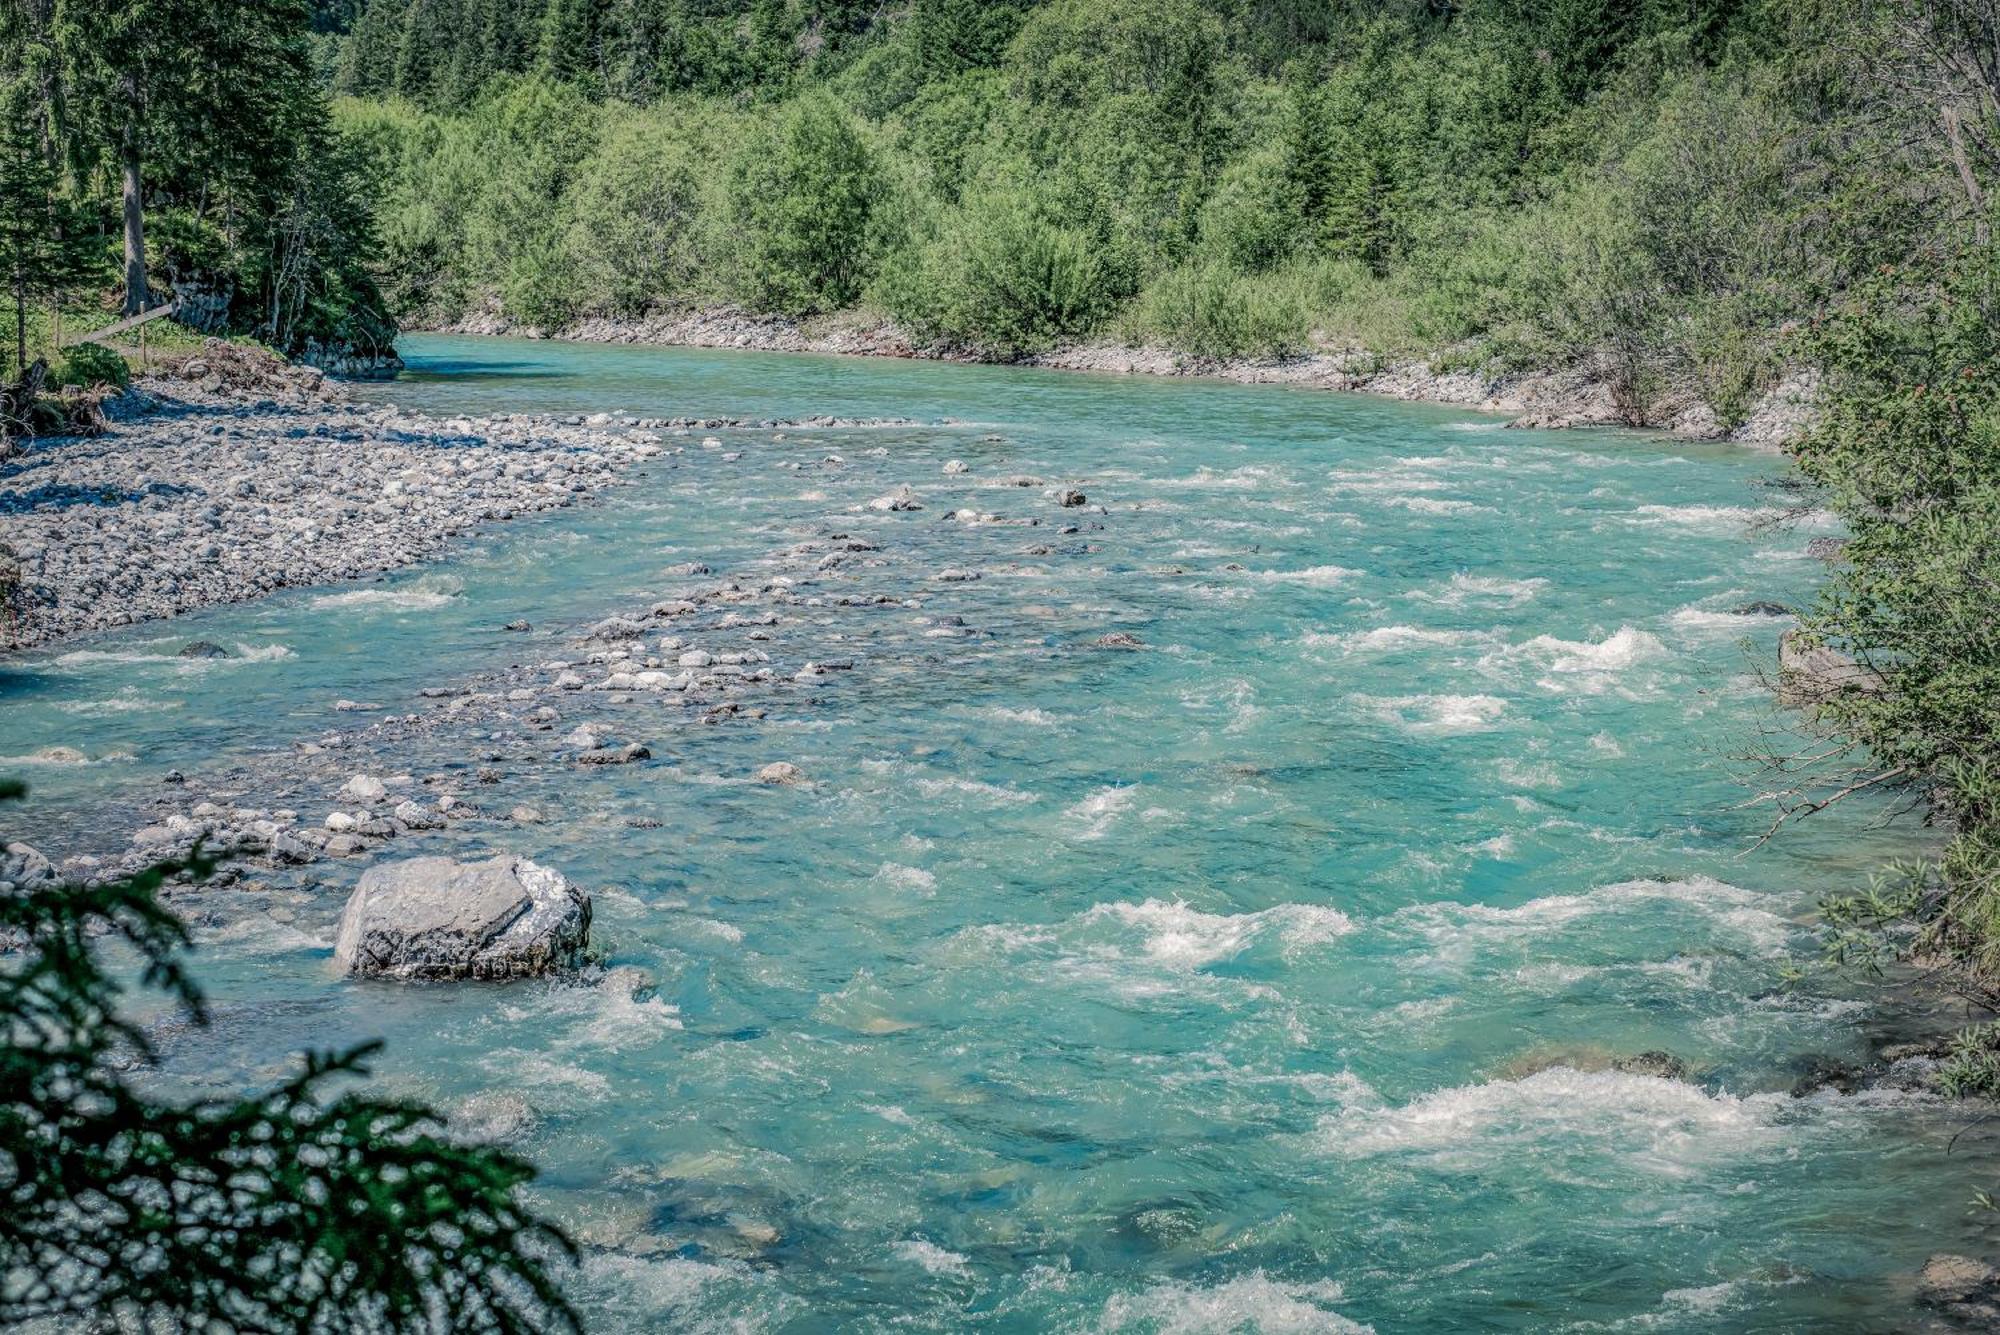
[3, 334, 1984, 1331]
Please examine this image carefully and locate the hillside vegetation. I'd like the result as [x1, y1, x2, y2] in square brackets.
[330, 0, 1971, 429]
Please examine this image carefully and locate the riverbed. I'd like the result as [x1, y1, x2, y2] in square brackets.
[1, 333, 1984, 1331]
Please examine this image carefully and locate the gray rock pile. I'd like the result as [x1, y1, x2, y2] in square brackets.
[1, 395, 664, 649]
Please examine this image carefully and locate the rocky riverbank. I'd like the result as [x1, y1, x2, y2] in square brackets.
[0, 343, 919, 653]
[425, 306, 1819, 447]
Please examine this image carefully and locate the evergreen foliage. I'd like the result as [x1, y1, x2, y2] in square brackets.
[334, 0, 1933, 391]
[0, 786, 576, 1330]
[1, 0, 396, 363]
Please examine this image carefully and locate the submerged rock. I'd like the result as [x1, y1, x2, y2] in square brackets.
[332, 854, 591, 981]
[1777, 629, 1886, 708]
[1917, 1254, 2000, 1325]
[756, 761, 805, 786]
[1610, 1051, 1690, 1082]
[450, 1090, 539, 1145]
[178, 640, 230, 659]
[578, 742, 651, 765]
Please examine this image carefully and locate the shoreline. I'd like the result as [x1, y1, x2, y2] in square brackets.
[418, 306, 1819, 449]
[0, 345, 917, 656]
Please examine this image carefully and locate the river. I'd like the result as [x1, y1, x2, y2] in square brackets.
[2, 333, 1982, 1331]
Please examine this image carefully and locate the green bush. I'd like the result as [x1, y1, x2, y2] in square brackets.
[1126, 260, 1314, 359]
[728, 93, 881, 316]
[50, 342, 129, 390]
[890, 184, 1127, 354]
[559, 114, 718, 317]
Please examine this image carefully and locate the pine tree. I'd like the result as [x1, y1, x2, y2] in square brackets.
[539, 0, 606, 94]
[1282, 72, 1333, 243]
[0, 781, 579, 1331]
[749, 0, 796, 89]
[0, 79, 95, 373]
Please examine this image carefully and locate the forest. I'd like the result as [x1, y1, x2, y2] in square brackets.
[317, 0, 1968, 430]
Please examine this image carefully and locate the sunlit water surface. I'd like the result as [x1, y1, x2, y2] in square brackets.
[3, 334, 1983, 1331]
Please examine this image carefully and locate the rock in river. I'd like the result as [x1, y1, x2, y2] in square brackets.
[333, 854, 591, 981]
[178, 640, 231, 659]
[1917, 1254, 2000, 1325]
[1777, 628, 1886, 707]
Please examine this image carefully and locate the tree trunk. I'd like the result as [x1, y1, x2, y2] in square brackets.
[14, 271, 25, 376]
[119, 100, 148, 317]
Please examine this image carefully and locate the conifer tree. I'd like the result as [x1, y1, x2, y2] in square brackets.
[0, 78, 94, 373]
[0, 783, 579, 1331]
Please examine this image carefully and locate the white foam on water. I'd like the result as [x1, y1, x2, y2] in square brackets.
[893, 1239, 971, 1277]
[1357, 693, 1509, 734]
[1590, 731, 1626, 757]
[1302, 625, 1491, 654]
[0, 745, 121, 766]
[1383, 496, 1495, 516]
[1100, 1272, 1371, 1334]
[1314, 1067, 1775, 1176]
[1625, 503, 1780, 531]
[233, 642, 296, 661]
[1246, 565, 1362, 589]
[202, 916, 329, 953]
[908, 772, 1038, 805]
[1493, 757, 1562, 789]
[876, 862, 938, 893]
[1413, 573, 1548, 607]
[1079, 899, 1356, 970]
[681, 917, 744, 944]
[311, 572, 465, 610]
[1400, 875, 1797, 958]
[1488, 625, 1666, 675]
[1327, 466, 1452, 497]
[52, 642, 180, 667]
[578, 1253, 779, 1334]
[479, 1051, 612, 1106]
[50, 639, 291, 669]
[56, 691, 182, 716]
[501, 974, 683, 1052]
[1669, 604, 1792, 635]
[981, 704, 1060, 726]
[1067, 785, 1136, 839]
[1157, 464, 1297, 491]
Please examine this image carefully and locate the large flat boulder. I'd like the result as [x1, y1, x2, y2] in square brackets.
[333, 855, 590, 981]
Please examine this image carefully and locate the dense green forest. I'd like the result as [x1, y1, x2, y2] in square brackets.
[0, 0, 393, 380]
[321, 0, 1974, 429]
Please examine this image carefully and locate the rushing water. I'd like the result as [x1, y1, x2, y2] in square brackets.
[3, 333, 1987, 1331]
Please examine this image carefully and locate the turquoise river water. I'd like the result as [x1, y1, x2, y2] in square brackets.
[3, 333, 1989, 1331]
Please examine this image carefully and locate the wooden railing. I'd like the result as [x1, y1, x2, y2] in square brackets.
[62, 299, 180, 348]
